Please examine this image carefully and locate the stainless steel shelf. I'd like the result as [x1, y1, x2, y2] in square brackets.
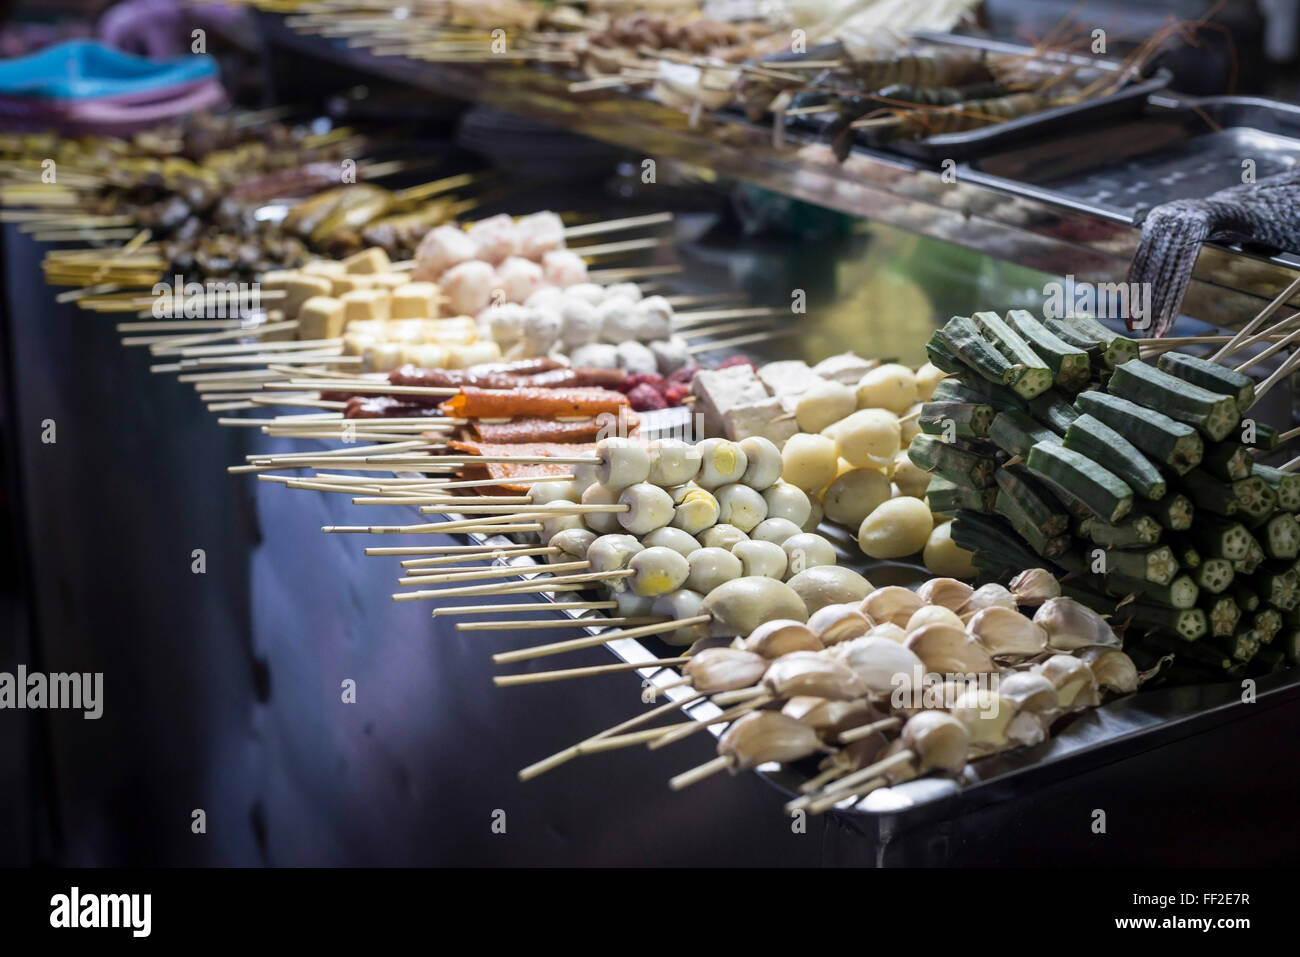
[260, 13, 1300, 330]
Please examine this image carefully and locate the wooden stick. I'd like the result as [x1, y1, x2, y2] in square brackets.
[673, 307, 779, 326]
[369, 542, 544, 556]
[397, 560, 589, 586]
[687, 328, 795, 354]
[1233, 323, 1300, 373]
[434, 600, 618, 616]
[417, 502, 623, 515]
[494, 655, 688, 685]
[1252, 346, 1300, 402]
[326, 513, 541, 534]
[806, 776, 889, 814]
[1211, 274, 1300, 361]
[575, 722, 695, 754]
[669, 756, 733, 791]
[491, 615, 709, 664]
[790, 750, 915, 813]
[402, 547, 559, 567]
[414, 473, 575, 491]
[458, 616, 663, 632]
[395, 569, 626, 601]
[648, 695, 774, 750]
[518, 690, 706, 782]
[563, 212, 672, 239]
[836, 716, 903, 744]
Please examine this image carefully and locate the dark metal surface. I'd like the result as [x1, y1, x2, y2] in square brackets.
[968, 95, 1300, 221]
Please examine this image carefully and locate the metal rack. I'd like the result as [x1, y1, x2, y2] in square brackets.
[259, 12, 1300, 330]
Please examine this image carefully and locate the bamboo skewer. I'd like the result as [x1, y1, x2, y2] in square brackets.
[1211, 275, 1300, 362]
[518, 690, 706, 782]
[494, 654, 687, 685]
[462, 617, 665, 633]
[492, 615, 710, 664]
[433, 601, 618, 616]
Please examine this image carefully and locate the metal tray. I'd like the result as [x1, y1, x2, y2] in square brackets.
[962, 94, 1300, 225]
[770, 33, 1170, 162]
[876, 32, 1172, 161]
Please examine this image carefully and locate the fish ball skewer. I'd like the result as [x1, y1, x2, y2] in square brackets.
[696, 438, 748, 489]
[647, 438, 702, 487]
[641, 527, 701, 556]
[713, 484, 768, 532]
[731, 539, 788, 579]
[670, 486, 720, 535]
[617, 483, 675, 535]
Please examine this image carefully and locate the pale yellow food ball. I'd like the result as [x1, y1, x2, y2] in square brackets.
[857, 497, 933, 559]
[781, 432, 839, 494]
[856, 363, 918, 415]
[923, 520, 977, 577]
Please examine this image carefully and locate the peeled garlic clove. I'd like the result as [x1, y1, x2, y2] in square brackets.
[915, 577, 974, 612]
[833, 635, 926, 696]
[1009, 568, 1061, 606]
[902, 710, 969, 773]
[743, 619, 822, 657]
[807, 602, 872, 646]
[1032, 597, 1121, 650]
[1005, 711, 1047, 748]
[860, 585, 924, 627]
[962, 583, 1018, 620]
[966, 606, 1048, 657]
[995, 671, 1058, 714]
[762, 650, 869, 700]
[781, 695, 829, 723]
[905, 624, 998, 675]
[682, 647, 768, 693]
[1078, 646, 1139, 694]
[866, 622, 907, 643]
[785, 697, 880, 736]
[718, 710, 824, 769]
[1039, 653, 1100, 709]
[951, 686, 1016, 748]
[906, 604, 965, 632]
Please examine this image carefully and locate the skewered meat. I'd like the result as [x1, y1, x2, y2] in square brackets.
[440, 386, 629, 419]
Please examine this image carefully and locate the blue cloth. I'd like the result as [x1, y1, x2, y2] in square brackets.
[0, 40, 216, 100]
